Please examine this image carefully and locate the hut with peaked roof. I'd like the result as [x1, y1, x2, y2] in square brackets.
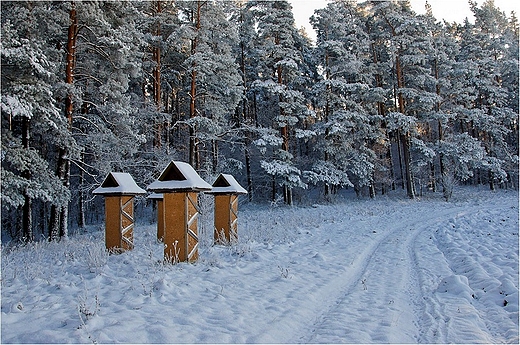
[147, 161, 212, 263]
[93, 172, 145, 252]
[207, 173, 247, 244]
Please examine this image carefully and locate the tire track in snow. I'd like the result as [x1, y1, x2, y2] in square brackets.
[417, 203, 519, 343]
[296, 206, 466, 344]
[410, 209, 489, 343]
[409, 216, 453, 343]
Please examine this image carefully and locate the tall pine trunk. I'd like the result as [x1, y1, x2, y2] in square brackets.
[244, 143, 253, 201]
[189, 1, 202, 169]
[370, 35, 392, 195]
[395, 55, 414, 199]
[21, 116, 33, 242]
[153, 0, 162, 148]
[433, 58, 444, 192]
[243, 102, 253, 201]
[277, 57, 292, 205]
[323, 43, 331, 198]
[50, 2, 77, 240]
[384, 16, 414, 199]
[211, 139, 218, 174]
[238, 30, 253, 201]
[77, 151, 86, 228]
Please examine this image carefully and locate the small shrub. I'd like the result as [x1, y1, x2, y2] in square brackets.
[86, 242, 108, 274]
[440, 170, 458, 202]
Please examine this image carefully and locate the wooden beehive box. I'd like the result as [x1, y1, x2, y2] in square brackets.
[93, 172, 145, 252]
[147, 161, 212, 263]
[207, 174, 247, 244]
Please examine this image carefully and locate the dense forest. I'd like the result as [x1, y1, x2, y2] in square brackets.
[1, 0, 518, 242]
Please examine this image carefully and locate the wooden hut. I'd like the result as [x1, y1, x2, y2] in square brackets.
[93, 172, 145, 253]
[207, 174, 247, 244]
[147, 161, 212, 263]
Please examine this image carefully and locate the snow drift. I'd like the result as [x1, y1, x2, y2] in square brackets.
[1, 187, 518, 343]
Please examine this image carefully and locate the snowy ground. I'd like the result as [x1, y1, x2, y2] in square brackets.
[1, 186, 518, 343]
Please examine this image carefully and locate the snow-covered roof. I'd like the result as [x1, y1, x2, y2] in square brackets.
[147, 161, 212, 192]
[207, 173, 247, 195]
[92, 172, 146, 195]
[147, 193, 163, 200]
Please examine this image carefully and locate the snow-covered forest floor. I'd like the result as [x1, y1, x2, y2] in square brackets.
[1, 186, 518, 344]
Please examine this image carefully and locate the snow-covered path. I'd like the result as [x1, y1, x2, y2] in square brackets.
[417, 205, 520, 343]
[1, 188, 518, 343]
[299, 207, 434, 343]
[298, 204, 514, 344]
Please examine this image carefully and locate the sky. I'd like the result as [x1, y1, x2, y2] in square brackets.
[290, 0, 519, 42]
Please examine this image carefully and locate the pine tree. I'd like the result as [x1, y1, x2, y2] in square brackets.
[309, 0, 381, 197]
[52, 1, 147, 235]
[48, 1, 77, 240]
[369, 0, 443, 198]
[454, 0, 518, 189]
[135, 0, 182, 182]
[232, 0, 259, 200]
[1, 1, 72, 241]
[173, 0, 244, 173]
[250, 0, 311, 204]
[417, 5, 487, 195]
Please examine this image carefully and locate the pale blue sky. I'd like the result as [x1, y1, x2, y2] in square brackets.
[290, 0, 519, 42]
